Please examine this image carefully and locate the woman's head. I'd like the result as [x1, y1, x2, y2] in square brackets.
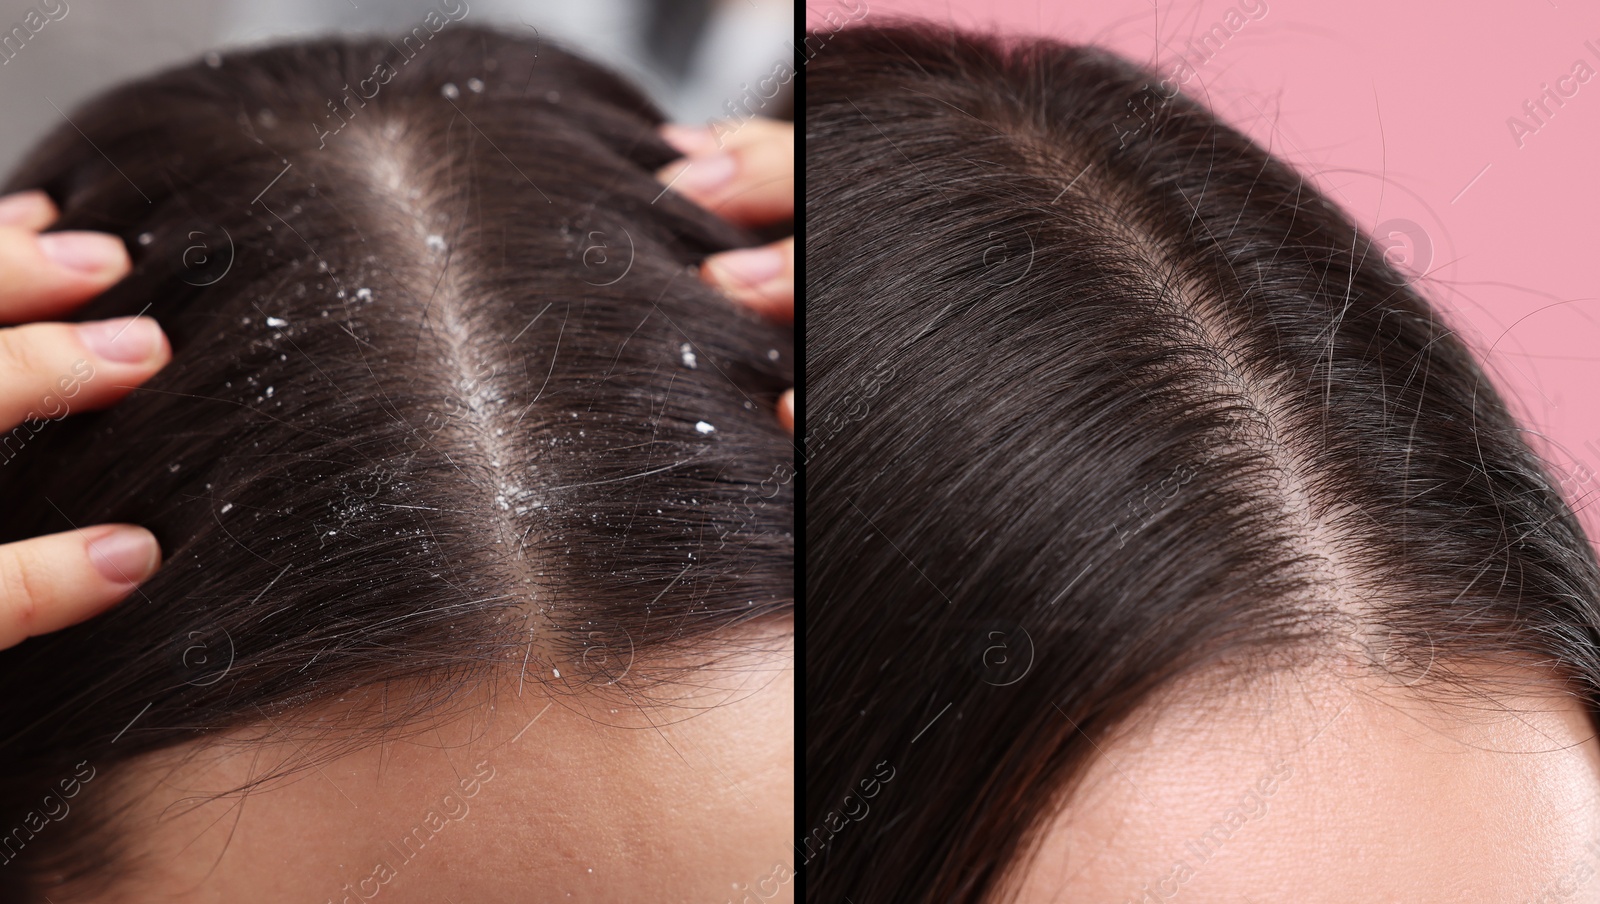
[0, 24, 792, 902]
[807, 23, 1600, 903]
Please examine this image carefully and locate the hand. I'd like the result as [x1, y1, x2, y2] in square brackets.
[0, 189, 170, 650]
[656, 117, 795, 434]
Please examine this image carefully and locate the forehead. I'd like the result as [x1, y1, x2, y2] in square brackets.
[85, 632, 794, 903]
[1007, 662, 1600, 903]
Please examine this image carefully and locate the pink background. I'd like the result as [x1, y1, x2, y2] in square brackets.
[806, 0, 1600, 541]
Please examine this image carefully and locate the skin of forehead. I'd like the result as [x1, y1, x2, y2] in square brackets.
[1005, 657, 1600, 904]
[76, 630, 794, 904]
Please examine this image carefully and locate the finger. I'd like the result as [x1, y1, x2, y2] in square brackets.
[655, 119, 793, 225]
[702, 237, 793, 323]
[779, 389, 794, 435]
[0, 226, 131, 323]
[660, 116, 791, 157]
[0, 525, 160, 651]
[0, 318, 171, 431]
[0, 190, 59, 231]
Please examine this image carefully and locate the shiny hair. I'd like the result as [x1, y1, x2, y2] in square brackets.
[806, 23, 1600, 904]
[0, 24, 792, 900]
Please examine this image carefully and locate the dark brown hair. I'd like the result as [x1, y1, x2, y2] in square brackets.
[806, 22, 1600, 903]
[0, 24, 791, 900]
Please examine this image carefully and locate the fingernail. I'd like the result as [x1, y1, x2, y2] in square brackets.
[706, 246, 786, 287]
[78, 317, 164, 365]
[38, 231, 129, 275]
[662, 153, 737, 195]
[87, 526, 160, 586]
[779, 390, 795, 434]
[0, 190, 50, 226]
[659, 124, 718, 157]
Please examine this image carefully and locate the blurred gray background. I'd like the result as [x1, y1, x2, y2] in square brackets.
[0, 0, 793, 176]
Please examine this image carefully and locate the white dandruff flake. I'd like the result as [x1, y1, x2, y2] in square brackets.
[679, 343, 697, 369]
[266, 316, 288, 328]
[695, 421, 716, 434]
[552, 668, 560, 678]
[426, 234, 447, 253]
[767, 348, 781, 361]
[441, 82, 460, 100]
[137, 232, 154, 246]
[264, 386, 275, 397]
[220, 503, 233, 514]
[355, 287, 372, 301]
[467, 78, 484, 93]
